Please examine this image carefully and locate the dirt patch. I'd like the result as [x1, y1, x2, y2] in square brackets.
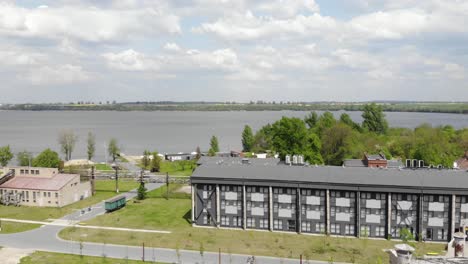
[177, 185, 191, 194]
[0, 247, 35, 264]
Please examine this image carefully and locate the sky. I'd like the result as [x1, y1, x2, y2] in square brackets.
[0, 0, 467, 103]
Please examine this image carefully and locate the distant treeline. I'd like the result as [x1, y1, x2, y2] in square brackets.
[1, 102, 468, 114]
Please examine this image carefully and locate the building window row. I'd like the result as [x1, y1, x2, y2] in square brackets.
[301, 189, 325, 196]
[221, 185, 241, 192]
[273, 188, 296, 195]
[361, 193, 385, 200]
[331, 191, 355, 198]
[424, 195, 449, 203]
[246, 187, 268, 193]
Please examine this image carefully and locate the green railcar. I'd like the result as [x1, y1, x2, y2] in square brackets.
[104, 195, 126, 212]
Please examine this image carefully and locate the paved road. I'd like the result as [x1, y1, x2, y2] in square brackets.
[0, 182, 334, 264]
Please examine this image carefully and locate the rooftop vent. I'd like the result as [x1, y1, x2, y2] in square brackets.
[292, 155, 298, 165]
[298, 155, 304, 165]
[406, 159, 412, 168]
[241, 158, 251, 165]
[285, 155, 291, 165]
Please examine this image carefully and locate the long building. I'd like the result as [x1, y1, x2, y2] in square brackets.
[0, 167, 91, 207]
[190, 157, 468, 242]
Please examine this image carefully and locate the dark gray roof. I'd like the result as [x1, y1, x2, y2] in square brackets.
[343, 159, 365, 167]
[192, 161, 468, 192]
[197, 156, 280, 166]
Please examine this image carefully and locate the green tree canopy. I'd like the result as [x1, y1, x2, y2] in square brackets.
[321, 123, 359, 165]
[108, 138, 120, 162]
[304, 111, 319, 129]
[209, 135, 219, 153]
[252, 124, 273, 153]
[339, 113, 361, 131]
[142, 150, 151, 169]
[412, 124, 459, 167]
[0, 145, 14, 167]
[17, 150, 33, 166]
[269, 117, 322, 164]
[58, 129, 78, 161]
[362, 103, 388, 134]
[241, 125, 254, 152]
[87, 132, 96, 161]
[315, 111, 336, 135]
[150, 151, 162, 172]
[32, 148, 61, 168]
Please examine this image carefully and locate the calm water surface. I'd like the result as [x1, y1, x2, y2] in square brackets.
[0, 111, 467, 161]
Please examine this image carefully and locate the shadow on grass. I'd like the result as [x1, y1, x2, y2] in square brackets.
[183, 209, 192, 225]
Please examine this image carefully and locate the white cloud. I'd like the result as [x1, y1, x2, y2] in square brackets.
[25, 64, 90, 85]
[164, 42, 181, 52]
[102, 49, 160, 71]
[193, 11, 337, 41]
[0, 3, 181, 43]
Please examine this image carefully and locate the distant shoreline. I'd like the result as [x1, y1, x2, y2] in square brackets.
[1, 102, 467, 114]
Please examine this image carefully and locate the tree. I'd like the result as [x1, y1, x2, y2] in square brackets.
[362, 103, 388, 134]
[321, 123, 358, 165]
[252, 124, 273, 153]
[269, 117, 323, 163]
[150, 151, 162, 172]
[137, 182, 147, 200]
[304, 112, 319, 129]
[58, 129, 78, 161]
[241, 125, 254, 152]
[195, 146, 202, 159]
[108, 138, 120, 162]
[32, 148, 61, 168]
[339, 113, 361, 131]
[17, 150, 33, 166]
[209, 135, 219, 153]
[87, 132, 96, 161]
[0, 145, 14, 167]
[142, 150, 151, 169]
[315, 111, 336, 136]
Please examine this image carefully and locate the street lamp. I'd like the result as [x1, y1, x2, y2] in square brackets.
[111, 163, 119, 193]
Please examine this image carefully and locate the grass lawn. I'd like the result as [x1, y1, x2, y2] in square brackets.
[94, 163, 113, 171]
[138, 160, 195, 176]
[19, 251, 167, 264]
[0, 222, 41, 234]
[159, 161, 195, 176]
[0, 180, 139, 221]
[59, 185, 445, 263]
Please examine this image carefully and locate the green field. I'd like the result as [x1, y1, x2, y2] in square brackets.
[138, 160, 195, 176]
[60, 185, 445, 263]
[0, 222, 41, 234]
[19, 251, 166, 264]
[0, 180, 138, 221]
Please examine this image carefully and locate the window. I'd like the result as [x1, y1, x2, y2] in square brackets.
[315, 223, 325, 233]
[361, 225, 370, 237]
[345, 224, 355, 235]
[330, 224, 340, 234]
[203, 215, 207, 225]
[259, 219, 268, 229]
[221, 200, 225, 209]
[247, 218, 255, 228]
[273, 219, 283, 230]
[221, 216, 230, 226]
[302, 221, 311, 232]
[375, 226, 385, 237]
[207, 200, 212, 209]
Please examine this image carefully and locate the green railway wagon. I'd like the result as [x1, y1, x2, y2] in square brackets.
[105, 195, 126, 212]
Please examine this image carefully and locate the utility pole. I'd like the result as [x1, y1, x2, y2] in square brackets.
[166, 172, 169, 200]
[91, 165, 96, 196]
[142, 242, 145, 262]
[112, 163, 119, 193]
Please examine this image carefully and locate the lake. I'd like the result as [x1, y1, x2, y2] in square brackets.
[0, 110, 467, 161]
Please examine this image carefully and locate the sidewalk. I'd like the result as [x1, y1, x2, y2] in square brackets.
[0, 218, 171, 234]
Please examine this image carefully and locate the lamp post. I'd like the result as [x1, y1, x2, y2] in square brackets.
[111, 163, 119, 193]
